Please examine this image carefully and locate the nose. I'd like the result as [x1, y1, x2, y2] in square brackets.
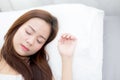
[26, 36, 35, 46]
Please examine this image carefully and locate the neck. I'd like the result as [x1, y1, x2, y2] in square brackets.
[0, 57, 19, 75]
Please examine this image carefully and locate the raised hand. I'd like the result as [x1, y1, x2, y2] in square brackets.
[58, 33, 77, 57]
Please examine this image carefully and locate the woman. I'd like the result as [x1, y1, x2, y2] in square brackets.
[0, 9, 77, 80]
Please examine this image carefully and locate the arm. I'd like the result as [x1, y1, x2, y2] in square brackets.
[58, 33, 77, 80]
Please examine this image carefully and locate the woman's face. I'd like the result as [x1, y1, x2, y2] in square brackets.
[13, 18, 51, 56]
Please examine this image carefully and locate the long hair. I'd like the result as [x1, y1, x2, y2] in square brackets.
[1, 9, 58, 80]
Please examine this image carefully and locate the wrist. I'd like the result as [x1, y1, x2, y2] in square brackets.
[61, 56, 73, 62]
[60, 52, 73, 58]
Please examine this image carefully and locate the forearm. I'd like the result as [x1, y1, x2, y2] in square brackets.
[62, 57, 73, 80]
[58, 33, 77, 80]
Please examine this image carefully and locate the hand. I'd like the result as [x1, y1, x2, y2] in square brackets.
[58, 33, 77, 57]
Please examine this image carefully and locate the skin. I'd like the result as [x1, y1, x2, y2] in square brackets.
[58, 33, 77, 80]
[0, 18, 77, 80]
[13, 18, 51, 57]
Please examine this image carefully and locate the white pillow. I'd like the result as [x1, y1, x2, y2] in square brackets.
[0, 4, 104, 80]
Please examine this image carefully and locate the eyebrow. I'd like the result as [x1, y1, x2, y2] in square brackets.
[28, 25, 47, 40]
[29, 25, 35, 32]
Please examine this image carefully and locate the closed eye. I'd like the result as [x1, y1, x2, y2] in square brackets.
[37, 39, 44, 44]
[25, 30, 32, 35]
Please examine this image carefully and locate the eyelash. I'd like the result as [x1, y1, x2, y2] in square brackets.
[25, 30, 31, 35]
[25, 30, 44, 44]
[37, 40, 43, 44]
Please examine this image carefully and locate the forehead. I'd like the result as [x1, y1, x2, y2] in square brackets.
[26, 18, 49, 27]
[21, 18, 51, 38]
[24, 18, 50, 29]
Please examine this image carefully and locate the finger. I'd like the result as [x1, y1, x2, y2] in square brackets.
[70, 35, 76, 40]
[61, 33, 77, 41]
[62, 33, 71, 39]
[66, 34, 71, 39]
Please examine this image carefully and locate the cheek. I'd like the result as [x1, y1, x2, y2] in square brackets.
[16, 30, 28, 41]
[33, 44, 43, 52]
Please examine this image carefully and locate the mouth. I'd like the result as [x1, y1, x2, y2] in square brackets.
[21, 44, 30, 51]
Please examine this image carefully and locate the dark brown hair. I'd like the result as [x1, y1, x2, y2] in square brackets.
[1, 9, 58, 80]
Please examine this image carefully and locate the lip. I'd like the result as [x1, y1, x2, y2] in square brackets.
[21, 44, 30, 51]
